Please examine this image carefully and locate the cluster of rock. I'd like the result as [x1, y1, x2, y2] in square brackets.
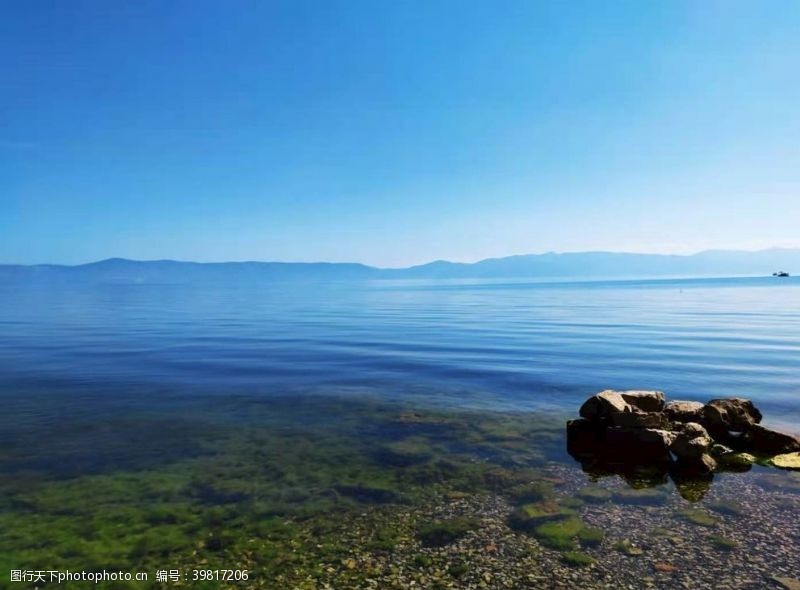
[567, 390, 800, 475]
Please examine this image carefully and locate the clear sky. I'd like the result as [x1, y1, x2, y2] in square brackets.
[2, 1, 800, 266]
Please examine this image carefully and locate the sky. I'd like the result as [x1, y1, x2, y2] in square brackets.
[2, 1, 800, 267]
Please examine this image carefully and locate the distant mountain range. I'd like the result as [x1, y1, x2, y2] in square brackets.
[1, 249, 798, 284]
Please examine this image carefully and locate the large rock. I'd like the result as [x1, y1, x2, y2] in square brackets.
[680, 453, 717, 475]
[664, 400, 705, 423]
[739, 424, 800, 455]
[566, 418, 604, 458]
[670, 422, 715, 474]
[608, 411, 667, 429]
[579, 390, 665, 421]
[569, 391, 797, 482]
[619, 390, 665, 413]
[670, 422, 712, 459]
[567, 419, 675, 463]
[702, 398, 762, 435]
[604, 427, 675, 461]
[579, 390, 632, 420]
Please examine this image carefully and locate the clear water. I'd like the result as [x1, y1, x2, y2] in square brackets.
[1, 276, 798, 424]
[1, 275, 799, 587]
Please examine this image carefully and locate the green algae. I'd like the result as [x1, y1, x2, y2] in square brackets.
[679, 509, 719, 527]
[577, 526, 604, 547]
[611, 487, 668, 506]
[561, 551, 595, 567]
[708, 499, 745, 516]
[509, 501, 578, 531]
[0, 395, 577, 588]
[576, 486, 611, 503]
[417, 517, 478, 547]
[533, 516, 585, 550]
[717, 452, 757, 470]
[708, 534, 738, 550]
[507, 481, 555, 503]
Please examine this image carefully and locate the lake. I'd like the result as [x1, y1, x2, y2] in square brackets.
[0, 275, 798, 588]
[1, 275, 798, 421]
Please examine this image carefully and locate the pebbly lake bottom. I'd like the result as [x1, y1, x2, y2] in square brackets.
[0, 392, 799, 590]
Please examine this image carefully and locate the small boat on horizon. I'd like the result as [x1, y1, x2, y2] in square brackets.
[773, 271, 790, 277]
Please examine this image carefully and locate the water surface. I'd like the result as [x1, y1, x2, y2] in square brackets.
[1, 275, 798, 422]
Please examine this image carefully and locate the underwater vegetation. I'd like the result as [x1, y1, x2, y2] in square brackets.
[1, 393, 798, 588]
[0, 394, 568, 588]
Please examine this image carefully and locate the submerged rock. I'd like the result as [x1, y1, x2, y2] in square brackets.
[772, 577, 800, 590]
[769, 452, 800, 470]
[716, 452, 756, 471]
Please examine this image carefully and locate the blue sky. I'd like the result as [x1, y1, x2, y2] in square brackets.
[2, 1, 800, 266]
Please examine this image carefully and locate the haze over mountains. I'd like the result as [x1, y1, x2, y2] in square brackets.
[1, 249, 798, 284]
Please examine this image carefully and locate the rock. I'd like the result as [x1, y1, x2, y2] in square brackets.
[772, 577, 800, 590]
[664, 400, 704, 423]
[618, 390, 665, 413]
[702, 398, 762, 435]
[595, 427, 676, 466]
[770, 452, 800, 470]
[716, 452, 756, 471]
[684, 453, 717, 474]
[740, 424, 800, 455]
[608, 411, 667, 429]
[606, 427, 675, 450]
[569, 391, 799, 483]
[670, 422, 712, 458]
[579, 390, 633, 420]
[709, 443, 734, 456]
[566, 418, 604, 458]
[579, 389, 664, 420]
[670, 422, 716, 475]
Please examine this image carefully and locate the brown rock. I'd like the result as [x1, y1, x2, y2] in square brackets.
[579, 389, 665, 420]
[579, 390, 632, 420]
[604, 427, 676, 461]
[702, 398, 762, 435]
[683, 453, 717, 474]
[670, 422, 712, 458]
[664, 400, 704, 423]
[608, 411, 667, 429]
[566, 418, 604, 457]
[740, 424, 800, 455]
[619, 390, 665, 412]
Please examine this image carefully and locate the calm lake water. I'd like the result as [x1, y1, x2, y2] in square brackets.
[1, 275, 798, 424]
[1, 275, 799, 587]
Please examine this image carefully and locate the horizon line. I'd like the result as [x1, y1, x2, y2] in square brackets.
[3, 246, 799, 269]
